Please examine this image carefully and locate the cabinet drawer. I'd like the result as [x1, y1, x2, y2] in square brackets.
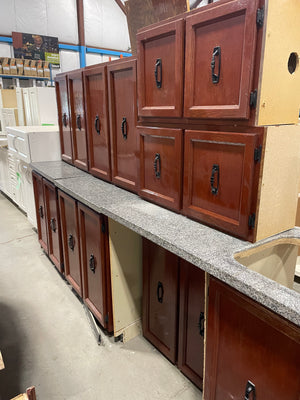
[107, 58, 139, 192]
[137, 18, 184, 117]
[139, 126, 183, 211]
[183, 130, 261, 240]
[184, 0, 259, 119]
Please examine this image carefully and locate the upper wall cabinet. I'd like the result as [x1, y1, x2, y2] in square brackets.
[137, 18, 185, 118]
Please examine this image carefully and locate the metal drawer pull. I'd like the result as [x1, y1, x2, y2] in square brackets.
[154, 58, 162, 88]
[68, 234, 75, 251]
[157, 281, 164, 303]
[154, 153, 161, 179]
[39, 205, 43, 219]
[210, 164, 219, 195]
[244, 381, 256, 400]
[121, 117, 127, 139]
[94, 115, 101, 135]
[50, 218, 56, 232]
[76, 114, 82, 131]
[89, 254, 96, 273]
[211, 46, 221, 84]
[198, 312, 205, 337]
[62, 112, 68, 127]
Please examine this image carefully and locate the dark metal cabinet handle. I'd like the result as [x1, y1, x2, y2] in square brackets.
[39, 205, 43, 219]
[121, 117, 127, 140]
[89, 254, 96, 273]
[68, 234, 75, 251]
[244, 381, 256, 400]
[94, 115, 101, 135]
[62, 112, 68, 127]
[154, 58, 162, 88]
[157, 281, 164, 303]
[154, 153, 161, 179]
[76, 114, 81, 131]
[210, 164, 219, 195]
[198, 312, 205, 337]
[50, 218, 56, 232]
[211, 46, 221, 84]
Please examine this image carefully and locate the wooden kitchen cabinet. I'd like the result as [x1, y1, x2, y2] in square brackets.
[107, 57, 139, 193]
[78, 203, 113, 332]
[83, 64, 111, 181]
[55, 73, 72, 163]
[205, 277, 300, 400]
[138, 126, 183, 211]
[32, 171, 48, 253]
[68, 69, 88, 171]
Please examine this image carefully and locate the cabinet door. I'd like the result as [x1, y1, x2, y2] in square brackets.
[32, 171, 48, 252]
[182, 130, 261, 240]
[58, 190, 82, 296]
[84, 65, 111, 181]
[142, 238, 179, 363]
[55, 74, 73, 163]
[178, 261, 205, 390]
[205, 278, 300, 400]
[78, 204, 113, 332]
[139, 126, 183, 211]
[107, 58, 139, 193]
[43, 179, 63, 273]
[68, 70, 88, 171]
[184, 0, 259, 119]
[137, 18, 184, 117]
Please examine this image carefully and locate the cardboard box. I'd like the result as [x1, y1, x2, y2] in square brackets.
[10, 58, 17, 75]
[30, 60, 37, 76]
[43, 61, 50, 78]
[2, 58, 10, 75]
[24, 59, 31, 76]
[16, 59, 24, 75]
[37, 60, 44, 77]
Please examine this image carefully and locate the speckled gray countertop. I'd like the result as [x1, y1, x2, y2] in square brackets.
[31, 161, 300, 327]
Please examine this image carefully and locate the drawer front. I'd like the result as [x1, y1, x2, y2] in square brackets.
[32, 171, 48, 252]
[108, 58, 139, 192]
[139, 126, 183, 211]
[183, 130, 261, 240]
[43, 180, 63, 273]
[55, 74, 73, 163]
[84, 65, 111, 181]
[58, 190, 82, 296]
[137, 18, 184, 117]
[142, 238, 179, 363]
[184, 0, 259, 119]
[78, 204, 112, 331]
[68, 70, 88, 171]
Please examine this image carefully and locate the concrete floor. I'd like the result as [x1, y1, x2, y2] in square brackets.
[0, 193, 202, 400]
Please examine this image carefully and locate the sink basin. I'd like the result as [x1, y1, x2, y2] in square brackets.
[234, 238, 300, 289]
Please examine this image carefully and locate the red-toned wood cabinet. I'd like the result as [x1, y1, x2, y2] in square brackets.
[143, 239, 205, 389]
[68, 69, 88, 171]
[58, 190, 82, 296]
[137, 18, 184, 118]
[107, 57, 139, 193]
[205, 277, 300, 400]
[83, 64, 111, 181]
[32, 172, 63, 273]
[184, 0, 259, 119]
[138, 126, 183, 211]
[55, 73, 72, 163]
[78, 203, 113, 332]
[182, 130, 262, 241]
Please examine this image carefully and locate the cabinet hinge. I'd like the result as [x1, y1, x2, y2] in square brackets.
[256, 7, 264, 28]
[101, 223, 106, 233]
[61, 262, 65, 273]
[250, 90, 257, 109]
[248, 213, 256, 229]
[104, 314, 109, 324]
[254, 145, 262, 163]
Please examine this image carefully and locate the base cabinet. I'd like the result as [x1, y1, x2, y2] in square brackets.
[205, 278, 300, 400]
[32, 172, 48, 253]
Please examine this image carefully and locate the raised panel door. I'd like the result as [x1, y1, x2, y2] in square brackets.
[58, 190, 82, 296]
[43, 179, 63, 273]
[184, 0, 259, 119]
[68, 70, 88, 171]
[32, 171, 48, 252]
[78, 204, 113, 332]
[137, 18, 184, 117]
[178, 261, 205, 390]
[205, 278, 300, 400]
[182, 130, 262, 240]
[107, 58, 139, 192]
[139, 126, 183, 211]
[142, 238, 179, 363]
[84, 65, 111, 181]
[55, 74, 73, 163]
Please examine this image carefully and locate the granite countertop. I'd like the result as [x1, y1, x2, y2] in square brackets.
[31, 161, 300, 327]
